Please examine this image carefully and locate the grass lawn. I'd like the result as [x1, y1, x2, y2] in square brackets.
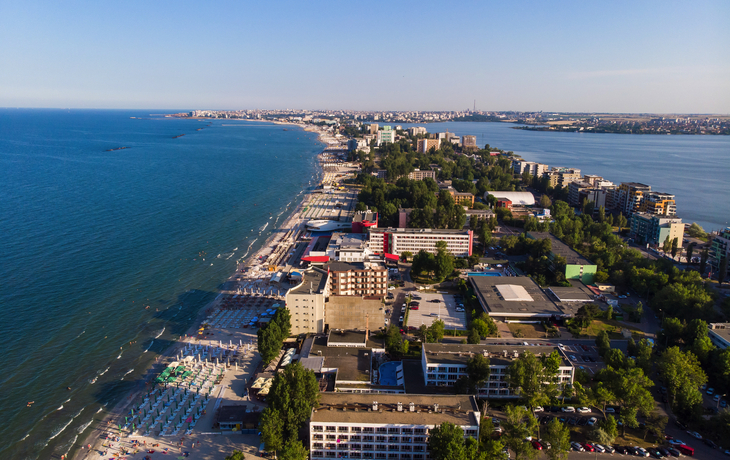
[581, 319, 645, 339]
[508, 323, 548, 339]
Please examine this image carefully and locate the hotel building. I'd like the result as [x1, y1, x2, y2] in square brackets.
[309, 394, 481, 460]
[368, 228, 473, 258]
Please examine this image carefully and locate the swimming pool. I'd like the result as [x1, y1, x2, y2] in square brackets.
[467, 271, 502, 277]
[379, 361, 401, 386]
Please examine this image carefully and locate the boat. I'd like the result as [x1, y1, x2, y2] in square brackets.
[305, 220, 351, 232]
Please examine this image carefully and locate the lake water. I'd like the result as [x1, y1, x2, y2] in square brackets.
[399, 121, 730, 232]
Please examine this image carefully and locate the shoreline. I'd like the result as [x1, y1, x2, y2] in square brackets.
[72, 124, 335, 460]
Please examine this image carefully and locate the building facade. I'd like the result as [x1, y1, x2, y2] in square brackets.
[407, 126, 427, 137]
[421, 344, 574, 397]
[326, 261, 388, 297]
[542, 167, 581, 188]
[615, 182, 652, 216]
[368, 228, 473, 258]
[630, 213, 684, 248]
[309, 394, 481, 460]
[285, 267, 330, 334]
[512, 160, 549, 177]
[708, 323, 730, 350]
[462, 135, 478, 150]
[407, 169, 437, 181]
[643, 192, 677, 216]
[416, 138, 441, 153]
[710, 227, 730, 278]
[376, 126, 395, 146]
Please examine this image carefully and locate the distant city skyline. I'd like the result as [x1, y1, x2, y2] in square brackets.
[1, 1, 728, 113]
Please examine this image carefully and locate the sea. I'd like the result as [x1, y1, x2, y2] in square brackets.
[398, 121, 730, 232]
[1, 112, 729, 459]
[0, 109, 324, 459]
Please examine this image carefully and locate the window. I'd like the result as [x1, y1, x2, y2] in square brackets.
[376, 436, 387, 442]
[313, 451, 324, 458]
[376, 427, 387, 434]
[339, 426, 349, 433]
[326, 435, 336, 441]
[388, 436, 399, 443]
[314, 443, 324, 449]
[388, 427, 400, 434]
[313, 425, 324, 432]
[363, 435, 374, 442]
[326, 426, 337, 432]
[351, 427, 362, 433]
[313, 434, 323, 440]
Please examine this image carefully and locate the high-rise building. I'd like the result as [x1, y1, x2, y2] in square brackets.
[710, 227, 730, 278]
[376, 126, 395, 146]
[407, 126, 428, 137]
[462, 135, 478, 150]
[369, 123, 379, 134]
[629, 213, 684, 248]
[643, 192, 677, 216]
[415, 138, 441, 153]
[512, 160, 549, 177]
[325, 261, 388, 297]
[285, 268, 330, 334]
[615, 182, 652, 216]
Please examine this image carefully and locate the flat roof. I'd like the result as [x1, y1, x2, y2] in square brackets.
[423, 343, 571, 367]
[310, 337, 371, 383]
[547, 286, 593, 302]
[325, 261, 385, 272]
[495, 284, 533, 301]
[469, 276, 562, 317]
[527, 232, 594, 266]
[327, 330, 368, 345]
[310, 394, 479, 426]
[289, 267, 328, 295]
[709, 324, 730, 343]
[370, 227, 471, 235]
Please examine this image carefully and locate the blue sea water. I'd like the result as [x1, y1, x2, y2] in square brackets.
[0, 109, 323, 458]
[399, 121, 730, 232]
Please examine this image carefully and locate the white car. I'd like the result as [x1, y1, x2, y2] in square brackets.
[571, 442, 584, 452]
[533, 406, 544, 413]
[587, 417, 597, 426]
[636, 447, 649, 457]
[593, 444, 606, 453]
[569, 355, 577, 361]
[687, 430, 703, 439]
[667, 439, 686, 446]
[561, 406, 575, 413]
[577, 407, 591, 413]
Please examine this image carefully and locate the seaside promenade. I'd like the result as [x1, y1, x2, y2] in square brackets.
[73, 130, 350, 460]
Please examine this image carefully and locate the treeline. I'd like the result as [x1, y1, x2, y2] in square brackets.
[257, 308, 292, 365]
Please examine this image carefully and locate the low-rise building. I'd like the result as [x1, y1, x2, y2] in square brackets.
[407, 169, 436, 181]
[485, 191, 535, 206]
[407, 126, 427, 137]
[630, 212, 684, 248]
[368, 227, 473, 258]
[469, 275, 565, 320]
[568, 181, 593, 206]
[325, 233, 374, 262]
[527, 232, 597, 284]
[285, 267, 330, 334]
[542, 167, 581, 188]
[708, 323, 730, 350]
[309, 394, 481, 460]
[421, 344, 574, 397]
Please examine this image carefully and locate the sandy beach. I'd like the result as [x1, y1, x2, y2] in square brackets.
[72, 126, 345, 460]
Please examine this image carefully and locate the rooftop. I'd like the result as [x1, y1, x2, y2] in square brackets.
[370, 227, 471, 235]
[325, 261, 386, 272]
[329, 232, 368, 250]
[310, 394, 480, 426]
[327, 330, 369, 346]
[288, 267, 329, 295]
[309, 336, 373, 383]
[527, 232, 594, 266]
[469, 276, 563, 318]
[546, 286, 593, 302]
[423, 343, 571, 367]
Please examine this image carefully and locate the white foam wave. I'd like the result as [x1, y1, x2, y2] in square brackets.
[47, 408, 83, 442]
[77, 418, 93, 433]
[57, 405, 63, 410]
[155, 327, 165, 339]
[144, 340, 153, 352]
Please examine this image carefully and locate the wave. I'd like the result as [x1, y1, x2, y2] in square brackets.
[155, 327, 165, 339]
[47, 408, 83, 442]
[123, 369, 134, 376]
[61, 434, 78, 457]
[144, 340, 153, 353]
[57, 405, 63, 411]
[260, 222, 268, 233]
[77, 418, 93, 433]
[75, 330, 85, 339]
[64, 398, 71, 403]
[117, 352, 122, 359]
[99, 367, 109, 376]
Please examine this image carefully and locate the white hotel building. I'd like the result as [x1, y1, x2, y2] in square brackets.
[422, 344, 574, 398]
[368, 228, 473, 258]
[309, 394, 480, 460]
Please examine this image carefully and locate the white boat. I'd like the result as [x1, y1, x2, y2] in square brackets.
[305, 220, 351, 232]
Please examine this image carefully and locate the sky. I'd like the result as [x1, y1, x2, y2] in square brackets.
[1, 0, 728, 113]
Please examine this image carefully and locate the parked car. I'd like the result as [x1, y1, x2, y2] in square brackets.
[636, 447, 650, 457]
[667, 439, 686, 446]
[531, 441, 542, 450]
[561, 406, 575, 413]
[604, 445, 615, 453]
[705, 439, 718, 449]
[582, 443, 595, 452]
[615, 445, 629, 454]
[571, 442, 584, 452]
[577, 406, 591, 413]
[605, 407, 616, 413]
[533, 406, 544, 412]
[707, 387, 715, 395]
[593, 444, 606, 453]
[666, 447, 681, 457]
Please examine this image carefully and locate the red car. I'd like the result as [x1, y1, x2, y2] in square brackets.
[410, 305, 419, 310]
[531, 441, 542, 450]
[582, 443, 595, 452]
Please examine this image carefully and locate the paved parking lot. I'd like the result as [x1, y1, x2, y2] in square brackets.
[406, 292, 467, 330]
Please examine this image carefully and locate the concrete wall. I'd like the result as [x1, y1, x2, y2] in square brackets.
[565, 264, 597, 285]
[326, 296, 386, 331]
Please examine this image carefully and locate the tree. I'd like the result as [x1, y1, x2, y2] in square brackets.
[428, 319, 446, 343]
[543, 417, 570, 460]
[466, 354, 491, 389]
[643, 411, 668, 441]
[225, 452, 246, 460]
[662, 236, 672, 254]
[428, 422, 467, 460]
[700, 248, 709, 274]
[720, 256, 728, 284]
[401, 251, 413, 262]
[467, 327, 481, 344]
[617, 213, 627, 232]
[260, 408, 284, 452]
[471, 318, 497, 338]
[279, 440, 309, 460]
[595, 330, 611, 356]
[671, 237, 679, 259]
[596, 415, 618, 444]
[539, 194, 552, 208]
[687, 222, 707, 239]
[503, 405, 538, 460]
[657, 347, 707, 416]
[434, 240, 455, 281]
[507, 351, 561, 410]
[265, 362, 321, 443]
[686, 242, 696, 264]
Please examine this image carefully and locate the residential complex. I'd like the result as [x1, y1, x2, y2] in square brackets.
[407, 169, 437, 181]
[543, 167, 581, 188]
[421, 344, 574, 397]
[309, 394, 481, 460]
[512, 159, 549, 177]
[368, 227, 473, 258]
[376, 126, 395, 146]
[415, 138, 441, 153]
[630, 213, 684, 248]
[644, 192, 677, 216]
[462, 135, 478, 150]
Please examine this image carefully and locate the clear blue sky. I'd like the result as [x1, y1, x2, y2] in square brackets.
[1, 0, 728, 112]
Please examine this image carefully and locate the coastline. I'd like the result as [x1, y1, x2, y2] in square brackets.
[72, 123, 334, 460]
